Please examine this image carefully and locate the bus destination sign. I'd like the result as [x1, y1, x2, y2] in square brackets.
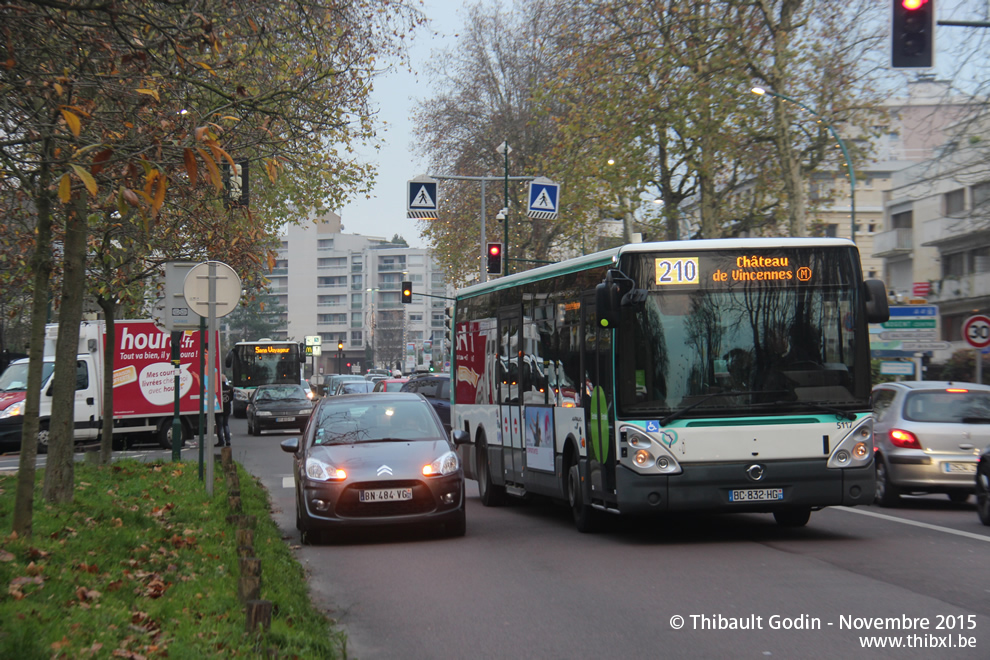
[655, 255, 813, 287]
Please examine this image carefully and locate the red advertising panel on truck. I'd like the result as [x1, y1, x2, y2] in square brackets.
[112, 320, 218, 417]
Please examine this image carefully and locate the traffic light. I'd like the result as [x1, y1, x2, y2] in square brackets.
[401, 281, 412, 304]
[487, 242, 503, 275]
[337, 341, 343, 351]
[892, 0, 934, 68]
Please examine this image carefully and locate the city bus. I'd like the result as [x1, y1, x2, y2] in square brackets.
[450, 238, 889, 531]
[225, 338, 305, 417]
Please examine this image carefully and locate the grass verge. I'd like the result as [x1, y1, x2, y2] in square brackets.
[0, 459, 345, 659]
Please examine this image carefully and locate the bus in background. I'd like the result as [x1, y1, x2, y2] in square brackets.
[451, 238, 889, 532]
[225, 338, 305, 417]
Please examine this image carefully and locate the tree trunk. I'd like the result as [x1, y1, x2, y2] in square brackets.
[42, 195, 89, 504]
[12, 142, 56, 537]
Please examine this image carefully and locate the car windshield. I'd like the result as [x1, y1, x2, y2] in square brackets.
[256, 385, 309, 401]
[903, 390, 990, 423]
[311, 399, 441, 445]
[0, 362, 54, 392]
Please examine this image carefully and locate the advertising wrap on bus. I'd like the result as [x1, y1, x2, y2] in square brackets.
[450, 238, 890, 532]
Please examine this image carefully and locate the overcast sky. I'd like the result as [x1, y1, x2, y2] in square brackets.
[335, 0, 468, 248]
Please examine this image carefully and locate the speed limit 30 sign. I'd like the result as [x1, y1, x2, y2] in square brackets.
[963, 315, 990, 349]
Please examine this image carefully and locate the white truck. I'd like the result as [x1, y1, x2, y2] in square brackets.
[0, 320, 216, 452]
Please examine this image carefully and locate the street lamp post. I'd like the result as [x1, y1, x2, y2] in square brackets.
[496, 142, 511, 275]
[751, 87, 856, 244]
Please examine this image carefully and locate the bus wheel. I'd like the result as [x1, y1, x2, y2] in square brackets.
[772, 508, 811, 527]
[476, 434, 507, 507]
[568, 464, 602, 533]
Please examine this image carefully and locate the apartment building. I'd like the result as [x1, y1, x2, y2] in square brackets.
[266, 212, 450, 377]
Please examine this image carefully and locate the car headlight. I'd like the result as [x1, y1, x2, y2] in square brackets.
[257, 411, 272, 417]
[234, 390, 249, 402]
[305, 456, 347, 482]
[298, 408, 311, 415]
[0, 400, 25, 420]
[423, 451, 459, 476]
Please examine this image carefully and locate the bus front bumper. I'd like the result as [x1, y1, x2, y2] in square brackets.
[612, 459, 875, 516]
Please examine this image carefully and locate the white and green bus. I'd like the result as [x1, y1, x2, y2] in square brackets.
[450, 238, 889, 531]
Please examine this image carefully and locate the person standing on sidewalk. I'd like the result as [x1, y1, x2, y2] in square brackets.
[216, 375, 233, 447]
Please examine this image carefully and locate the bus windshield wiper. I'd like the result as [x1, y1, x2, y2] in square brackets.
[772, 400, 856, 420]
[660, 391, 748, 427]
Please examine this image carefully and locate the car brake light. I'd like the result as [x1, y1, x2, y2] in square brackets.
[946, 388, 969, 393]
[889, 429, 922, 449]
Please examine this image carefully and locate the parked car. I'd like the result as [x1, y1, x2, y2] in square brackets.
[246, 384, 314, 436]
[334, 380, 375, 395]
[400, 374, 451, 435]
[872, 381, 990, 506]
[978, 445, 990, 525]
[280, 392, 469, 543]
[373, 377, 408, 393]
[319, 374, 364, 397]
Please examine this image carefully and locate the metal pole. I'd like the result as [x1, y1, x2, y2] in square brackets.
[503, 144, 510, 275]
[198, 316, 205, 479]
[170, 331, 182, 462]
[205, 261, 217, 496]
[480, 179, 487, 283]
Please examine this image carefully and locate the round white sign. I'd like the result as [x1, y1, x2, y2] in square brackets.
[963, 314, 990, 349]
[182, 261, 241, 318]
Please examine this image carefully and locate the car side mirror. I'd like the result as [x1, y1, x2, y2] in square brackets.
[451, 429, 469, 446]
[280, 437, 299, 454]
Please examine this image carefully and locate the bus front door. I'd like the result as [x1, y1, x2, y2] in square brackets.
[498, 307, 524, 487]
[583, 292, 617, 507]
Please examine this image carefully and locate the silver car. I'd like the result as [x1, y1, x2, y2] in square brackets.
[872, 381, 990, 506]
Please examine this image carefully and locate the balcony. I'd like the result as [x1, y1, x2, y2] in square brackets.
[921, 215, 990, 247]
[929, 272, 990, 303]
[872, 228, 913, 258]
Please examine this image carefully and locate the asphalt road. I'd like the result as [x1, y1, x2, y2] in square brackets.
[5, 419, 989, 659]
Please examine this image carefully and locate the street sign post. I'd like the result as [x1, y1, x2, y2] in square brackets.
[964, 314, 990, 384]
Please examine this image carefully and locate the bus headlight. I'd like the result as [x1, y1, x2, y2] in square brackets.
[827, 417, 875, 469]
[621, 426, 682, 475]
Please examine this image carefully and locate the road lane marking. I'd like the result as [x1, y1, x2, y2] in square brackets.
[835, 506, 990, 543]
[282, 476, 294, 488]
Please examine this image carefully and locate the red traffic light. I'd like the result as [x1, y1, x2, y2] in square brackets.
[489, 244, 501, 257]
[901, 0, 926, 8]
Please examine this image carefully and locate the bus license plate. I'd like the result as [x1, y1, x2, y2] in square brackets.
[360, 488, 413, 503]
[729, 488, 784, 502]
[943, 462, 976, 473]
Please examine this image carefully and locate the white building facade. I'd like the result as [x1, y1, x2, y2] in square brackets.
[267, 212, 450, 377]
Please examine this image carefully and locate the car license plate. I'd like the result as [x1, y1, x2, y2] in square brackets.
[360, 488, 413, 502]
[275, 417, 294, 423]
[728, 488, 784, 502]
[943, 462, 976, 474]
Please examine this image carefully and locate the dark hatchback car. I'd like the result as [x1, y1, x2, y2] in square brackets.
[400, 374, 451, 435]
[280, 392, 469, 543]
[333, 380, 375, 396]
[246, 384, 314, 435]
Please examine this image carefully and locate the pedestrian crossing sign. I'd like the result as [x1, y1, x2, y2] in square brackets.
[407, 175, 439, 219]
[527, 178, 559, 220]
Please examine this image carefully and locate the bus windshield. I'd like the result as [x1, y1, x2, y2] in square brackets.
[227, 342, 302, 390]
[616, 246, 869, 418]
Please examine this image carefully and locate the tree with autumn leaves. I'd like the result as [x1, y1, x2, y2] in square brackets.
[1, 0, 424, 535]
[414, 0, 888, 283]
